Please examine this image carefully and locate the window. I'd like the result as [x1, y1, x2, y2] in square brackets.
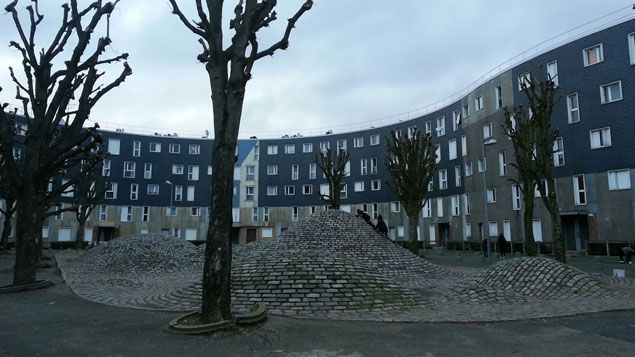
[360, 158, 368, 175]
[464, 161, 473, 177]
[390, 201, 400, 213]
[534, 180, 549, 198]
[590, 127, 611, 149]
[319, 141, 330, 152]
[242, 166, 255, 181]
[303, 184, 313, 195]
[461, 135, 467, 157]
[482, 122, 492, 139]
[354, 181, 364, 192]
[302, 143, 313, 153]
[371, 179, 381, 191]
[439, 169, 448, 190]
[462, 104, 469, 118]
[487, 188, 496, 203]
[407, 126, 416, 139]
[422, 199, 431, 218]
[102, 159, 111, 177]
[123, 161, 136, 178]
[108, 138, 120, 155]
[291, 164, 299, 180]
[132, 141, 141, 157]
[192, 207, 201, 217]
[142, 206, 149, 222]
[285, 144, 296, 154]
[267, 186, 277, 196]
[336, 139, 347, 150]
[573, 175, 586, 205]
[267, 165, 279, 175]
[186, 144, 200, 155]
[99, 205, 107, 221]
[232, 208, 240, 223]
[452, 110, 461, 131]
[436, 117, 445, 136]
[435, 145, 441, 164]
[262, 207, 269, 222]
[583, 43, 603, 66]
[393, 129, 401, 140]
[488, 222, 499, 237]
[147, 184, 159, 195]
[518, 72, 531, 90]
[292, 206, 299, 222]
[428, 181, 433, 192]
[436, 197, 444, 218]
[448, 139, 457, 160]
[498, 151, 507, 176]
[495, 85, 503, 109]
[174, 185, 183, 201]
[170, 165, 182, 175]
[169, 143, 180, 154]
[455, 166, 461, 187]
[608, 170, 631, 190]
[267, 145, 278, 155]
[512, 184, 522, 210]
[120, 206, 133, 222]
[553, 138, 565, 167]
[547, 60, 558, 86]
[309, 163, 317, 179]
[425, 121, 432, 134]
[130, 183, 139, 200]
[143, 163, 152, 179]
[475, 96, 484, 111]
[600, 81, 622, 104]
[354, 137, 364, 148]
[340, 184, 348, 199]
[149, 142, 161, 153]
[285, 185, 295, 195]
[12, 147, 21, 159]
[532, 219, 543, 242]
[629, 33, 635, 65]
[566, 93, 580, 123]
[370, 134, 380, 146]
[61, 179, 73, 197]
[478, 157, 486, 173]
[310, 206, 317, 214]
[370, 157, 378, 174]
[463, 193, 471, 215]
[188, 165, 199, 181]
[451, 195, 460, 216]
[246, 186, 255, 201]
[105, 182, 118, 199]
[207, 166, 212, 175]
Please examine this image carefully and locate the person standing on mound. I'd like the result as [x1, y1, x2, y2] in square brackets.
[356, 209, 375, 229]
[375, 214, 388, 237]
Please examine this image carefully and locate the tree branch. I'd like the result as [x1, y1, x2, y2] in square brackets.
[255, 0, 312, 60]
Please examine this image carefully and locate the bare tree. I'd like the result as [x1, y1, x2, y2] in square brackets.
[0, 0, 131, 286]
[0, 160, 16, 253]
[522, 74, 565, 262]
[503, 106, 538, 256]
[168, 0, 313, 324]
[316, 148, 350, 209]
[71, 151, 107, 249]
[384, 129, 436, 254]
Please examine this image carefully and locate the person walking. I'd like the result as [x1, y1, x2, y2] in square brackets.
[618, 246, 634, 264]
[498, 233, 507, 258]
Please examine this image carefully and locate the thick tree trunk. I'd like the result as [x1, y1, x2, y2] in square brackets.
[75, 219, 86, 250]
[523, 184, 537, 256]
[407, 215, 418, 255]
[201, 141, 234, 323]
[13, 195, 42, 286]
[0, 210, 12, 253]
[549, 207, 564, 262]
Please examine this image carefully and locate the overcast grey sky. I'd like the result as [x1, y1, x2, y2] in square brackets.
[1, 1, 634, 138]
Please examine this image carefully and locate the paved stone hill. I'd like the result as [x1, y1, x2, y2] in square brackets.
[57, 211, 635, 322]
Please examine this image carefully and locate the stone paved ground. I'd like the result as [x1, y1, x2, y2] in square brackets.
[56, 210, 635, 322]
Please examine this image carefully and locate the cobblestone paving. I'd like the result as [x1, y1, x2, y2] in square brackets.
[57, 210, 635, 322]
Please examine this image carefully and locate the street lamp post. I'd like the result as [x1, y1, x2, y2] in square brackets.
[165, 180, 174, 215]
[482, 138, 497, 264]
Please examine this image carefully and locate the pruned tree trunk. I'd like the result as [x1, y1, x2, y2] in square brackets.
[407, 215, 418, 254]
[522, 182, 537, 256]
[544, 178, 565, 262]
[13, 192, 42, 285]
[75, 220, 86, 250]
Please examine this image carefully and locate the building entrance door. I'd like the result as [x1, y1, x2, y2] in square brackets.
[561, 214, 588, 251]
[246, 228, 257, 244]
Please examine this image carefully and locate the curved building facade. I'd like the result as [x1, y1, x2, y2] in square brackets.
[2, 18, 635, 250]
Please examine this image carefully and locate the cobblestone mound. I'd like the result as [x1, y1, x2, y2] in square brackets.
[453, 257, 605, 303]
